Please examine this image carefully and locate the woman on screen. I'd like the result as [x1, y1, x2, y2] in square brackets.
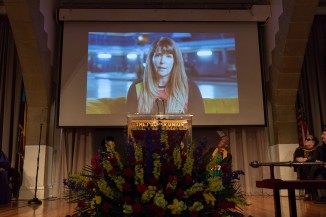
[127, 37, 204, 114]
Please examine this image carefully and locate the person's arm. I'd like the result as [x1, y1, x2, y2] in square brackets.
[312, 146, 322, 161]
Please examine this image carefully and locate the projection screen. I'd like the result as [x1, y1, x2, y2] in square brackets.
[58, 9, 267, 127]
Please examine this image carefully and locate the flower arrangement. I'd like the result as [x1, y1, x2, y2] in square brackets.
[64, 128, 248, 217]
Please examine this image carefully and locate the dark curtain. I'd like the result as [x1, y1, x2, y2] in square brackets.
[298, 15, 326, 138]
[0, 15, 24, 195]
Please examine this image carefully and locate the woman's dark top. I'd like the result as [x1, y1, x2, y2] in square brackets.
[126, 79, 205, 115]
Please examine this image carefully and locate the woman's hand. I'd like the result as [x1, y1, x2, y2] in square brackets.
[296, 157, 308, 162]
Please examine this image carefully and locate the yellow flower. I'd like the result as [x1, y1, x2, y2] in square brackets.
[182, 144, 194, 175]
[141, 186, 156, 203]
[95, 195, 101, 204]
[203, 192, 216, 206]
[123, 204, 132, 214]
[207, 177, 224, 192]
[112, 176, 125, 191]
[152, 153, 161, 179]
[153, 191, 167, 208]
[184, 182, 204, 198]
[68, 174, 88, 185]
[97, 178, 114, 199]
[135, 164, 144, 184]
[188, 201, 204, 212]
[167, 199, 187, 214]
[173, 147, 182, 169]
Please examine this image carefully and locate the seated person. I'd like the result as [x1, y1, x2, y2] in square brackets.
[311, 127, 326, 203]
[210, 135, 232, 177]
[99, 136, 120, 159]
[293, 134, 317, 200]
[0, 149, 11, 204]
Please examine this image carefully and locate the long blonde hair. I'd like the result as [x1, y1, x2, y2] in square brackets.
[138, 37, 189, 113]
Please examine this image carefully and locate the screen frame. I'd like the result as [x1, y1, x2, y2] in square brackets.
[57, 9, 270, 127]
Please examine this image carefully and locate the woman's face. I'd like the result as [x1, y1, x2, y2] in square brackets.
[217, 139, 229, 149]
[304, 138, 315, 150]
[152, 51, 174, 78]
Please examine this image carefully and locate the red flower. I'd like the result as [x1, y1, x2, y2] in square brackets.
[122, 182, 131, 191]
[108, 168, 116, 175]
[91, 153, 100, 168]
[165, 187, 173, 195]
[86, 180, 94, 189]
[93, 165, 103, 175]
[160, 164, 168, 174]
[212, 210, 221, 217]
[123, 168, 134, 177]
[176, 188, 185, 198]
[136, 184, 148, 193]
[190, 211, 199, 217]
[166, 147, 174, 156]
[127, 156, 136, 164]
[77, 200, 85, 208]
[168, 163, 177, 172]
[147, 203, 155, 212]
[219, 200, 235, 209]
[108, 157, 117, 164]
[132, 202, 142, 213]
[149, 177, 158, 185]
[168, 175, 178, 183]
[102, 202, 111, 213]
[181, 153, 187, 163]
[184, 175, 193, 185]
[123, 196, 133, 204]
[136, 160, 144, 165]
[221, 166, 230, 174]
[155, 207, 166, 217]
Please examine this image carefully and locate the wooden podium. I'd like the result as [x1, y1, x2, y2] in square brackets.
[127, 114, 193, 145]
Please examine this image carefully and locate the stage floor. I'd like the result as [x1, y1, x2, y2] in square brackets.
[0, 196, 326, 217]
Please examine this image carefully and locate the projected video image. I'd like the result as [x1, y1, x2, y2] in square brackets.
[86, 32, 239, 115]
